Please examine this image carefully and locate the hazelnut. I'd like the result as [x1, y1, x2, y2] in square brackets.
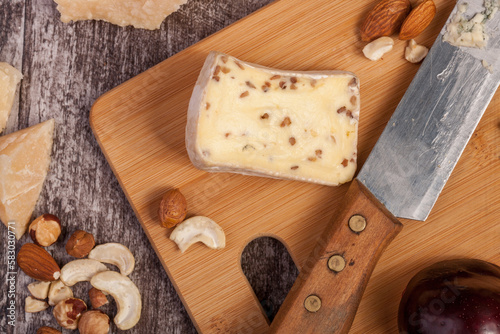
[158, 189, 187, 228]
[89, 287, 109, 308]
[27, 280, 51, 299]
[48, 280, 74, 306]
[53, 297, 87, 330]
[29, 214, 61, 247]
[78, 310, 110, 334]
[404, 39, 429, 63]
[36, 327, 62, 334]
[65, 230, 95, 258]
[25, 296, 49, 313]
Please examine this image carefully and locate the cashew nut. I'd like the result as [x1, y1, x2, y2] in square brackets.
[60, 259, 108, 286]
[48, 280, 73, 306]
[362, 36, 394, 61]
[88, 243, 135, 276]
[405, 39, 429, 63]
[90, 271, 142, 330]
[169, 216, 226, 253]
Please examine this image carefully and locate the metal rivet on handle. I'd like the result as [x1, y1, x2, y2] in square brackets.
[328, 255, 346, 272]
[304, 295, 322, 313]
[349, 214, 367, 233]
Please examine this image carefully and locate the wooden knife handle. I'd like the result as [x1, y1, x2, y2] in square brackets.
[269, 179, 403, 334]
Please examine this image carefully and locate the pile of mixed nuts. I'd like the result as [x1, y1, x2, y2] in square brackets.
[17, 214, 141, 333]
[360, 0, 436, 62]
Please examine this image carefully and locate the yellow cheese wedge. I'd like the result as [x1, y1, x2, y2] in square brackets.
[0, 63, 23, 133]
[53, 0, 189, 30]
[0, 119, 55, 239]
[186, 52, 359, 186]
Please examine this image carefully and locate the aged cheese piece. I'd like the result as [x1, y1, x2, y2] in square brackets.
[186, 52, 359, 186]
[0, 119, 55, 239]
[0, 63, 23, 133]
[443, 1, 499, 49]
[53, 0, 189, 30]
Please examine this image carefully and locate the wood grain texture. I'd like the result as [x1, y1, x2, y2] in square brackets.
[0, 0, 276, 333]
[89, 0, 500, 333]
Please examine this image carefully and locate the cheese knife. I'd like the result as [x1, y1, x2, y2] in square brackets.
[269, 1, 500, 332]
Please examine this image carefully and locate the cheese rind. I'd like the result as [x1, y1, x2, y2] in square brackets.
[186, 52, 359, 186]
[0, 120, 55, 239]
[53, 0, 189, 30]
[0, 63, 23, 133]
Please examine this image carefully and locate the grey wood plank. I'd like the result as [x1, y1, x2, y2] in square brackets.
[1, 0, 301, 333]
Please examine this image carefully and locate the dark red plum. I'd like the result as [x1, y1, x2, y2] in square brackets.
[398, 258, 500, 334]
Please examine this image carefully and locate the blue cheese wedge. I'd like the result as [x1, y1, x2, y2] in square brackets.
[186, 52, 359, 186]
[443, 1, 499, 49]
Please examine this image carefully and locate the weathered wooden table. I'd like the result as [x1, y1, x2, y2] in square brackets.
[3, 1, 500, 334]
[1, 1, 301, 333]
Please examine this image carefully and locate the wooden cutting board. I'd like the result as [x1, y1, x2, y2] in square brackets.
[90, 0, 500, 332]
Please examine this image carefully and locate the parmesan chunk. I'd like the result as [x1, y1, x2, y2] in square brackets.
[0, 120, 55, 239]
[0, 63, 23, 133]
[186, 52, 359, 186]
[53, 0, 189, 30]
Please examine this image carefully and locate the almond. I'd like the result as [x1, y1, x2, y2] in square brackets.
[399, 0, 436, 40]
[360, 0, 412, 42]
[17, 243, 61, 281]
[36, 327, 62, 334]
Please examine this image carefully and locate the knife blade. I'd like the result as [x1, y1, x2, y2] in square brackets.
[269, 1, 500, 332]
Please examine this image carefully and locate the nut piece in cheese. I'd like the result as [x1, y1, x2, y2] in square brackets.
[53, 0, 189, 30]
[0, 119, 55, 239]
[0, 63, 23, 133]
[186, 52, 360, 186]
